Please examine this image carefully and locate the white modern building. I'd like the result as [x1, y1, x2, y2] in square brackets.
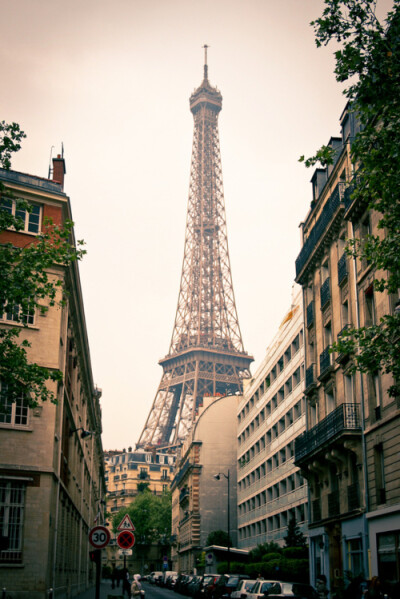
[237, 285, 308, 549]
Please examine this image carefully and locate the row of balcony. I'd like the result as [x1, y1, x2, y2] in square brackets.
[294, 403, 361, 463]
[295, 182, 345, 280]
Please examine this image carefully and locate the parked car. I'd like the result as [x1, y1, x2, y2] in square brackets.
[198, 574, 223, 599]
[187, 575, 203, 597]
[149, 571, 163, 585]
[219, 575, 251, 599]
[230, 579, 257, 599]
[246, 580, 281, 599]
[263, 582, 318, 598]
[175, 574, 191, 594]
[166, 574, 179, 589]
[162, 571, 178, 587]
[212, 575, 230, 599]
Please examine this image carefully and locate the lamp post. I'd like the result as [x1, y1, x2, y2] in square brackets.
[213, 470, 231, 573]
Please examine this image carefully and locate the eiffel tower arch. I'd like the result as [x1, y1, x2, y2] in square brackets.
[138, 49, 253, 448]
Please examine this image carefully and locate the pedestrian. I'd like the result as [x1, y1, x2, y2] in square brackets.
[122, 568, 131, 597]
[365, 577, 385, 599]
[131, 574, 142, 598]
[316, 574, 329, 598]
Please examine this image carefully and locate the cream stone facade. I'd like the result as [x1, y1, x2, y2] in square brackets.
[171, 395, 239, 574]
[0, 159, 105, 599]
[237, 285, 307, 549]
[294, 104, 400, 590]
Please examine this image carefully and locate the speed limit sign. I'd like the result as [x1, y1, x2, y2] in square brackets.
[89, 525, 111, 548]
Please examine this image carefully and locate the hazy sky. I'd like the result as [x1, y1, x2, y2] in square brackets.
[2, 0, 392, 450]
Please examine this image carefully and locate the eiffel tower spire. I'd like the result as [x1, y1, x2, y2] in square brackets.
[138, 52, 253, 448]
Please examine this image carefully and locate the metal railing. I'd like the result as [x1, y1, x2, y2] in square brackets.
[296, 182, 345, 278]
[337, 253, 348, 285]
[305, 363, 316, 390]
[306, 301, 314, 328]
[319, 347, 332, 376]
[295, 403, 361, 462]
[320, 277, 331, 309]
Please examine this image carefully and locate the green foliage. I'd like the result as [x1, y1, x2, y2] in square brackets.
[282, 546, 308, 559]
[206, 529, 232, 547]
[261, 552, 281, 562]
[248, 541, 281, 562]
[0, 122, 86, 408]
[284, 516, 307, 548]
[112, 489, 172, 545]
[303, 0, 400, 387]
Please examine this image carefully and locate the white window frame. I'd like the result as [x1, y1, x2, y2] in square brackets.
[0, 302, 35, 326]
[1, 198, 42, 234]
[0, 480, 26, 563]
[0, 383, 30, 429]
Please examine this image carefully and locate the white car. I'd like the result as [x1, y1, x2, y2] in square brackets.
[245, 580, 281, 599]
[231, 579, 257, 599]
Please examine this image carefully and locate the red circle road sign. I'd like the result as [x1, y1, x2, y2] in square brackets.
[89, 525, 111, 548]
[117, 530, 135, 549]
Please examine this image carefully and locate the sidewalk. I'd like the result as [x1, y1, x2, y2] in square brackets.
[74, 579, 127, 599]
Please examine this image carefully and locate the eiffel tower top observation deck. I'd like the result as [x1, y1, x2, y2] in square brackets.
[138, 48, 253, 449]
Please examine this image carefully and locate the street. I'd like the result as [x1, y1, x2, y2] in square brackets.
[141, 583, 185, 599]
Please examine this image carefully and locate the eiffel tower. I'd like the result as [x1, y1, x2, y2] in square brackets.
[138, 47, 253, 449]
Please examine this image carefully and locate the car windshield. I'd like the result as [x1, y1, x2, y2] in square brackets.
[244, 581, 256, 591]
[227, 577, 240, 587]
[260, 582, 277, 593]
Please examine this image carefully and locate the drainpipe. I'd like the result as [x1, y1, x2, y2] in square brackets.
[349, 220, 370, 578]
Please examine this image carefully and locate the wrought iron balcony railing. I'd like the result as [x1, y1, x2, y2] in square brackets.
[320, 278, 331, 309]
[294, 403, 361, 463]
[295, 182, 345, 279]
[337, 253, 348, 285]
[305, 363, 316, 390]
[319, 347, 333, 377]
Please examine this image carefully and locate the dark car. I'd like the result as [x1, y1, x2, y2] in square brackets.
[198, 574, 223, 599]
[264, 582, 318, 598]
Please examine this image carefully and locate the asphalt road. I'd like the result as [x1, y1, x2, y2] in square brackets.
[141, 583, 185, 599]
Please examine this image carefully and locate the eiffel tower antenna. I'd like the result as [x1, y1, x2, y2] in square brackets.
[138, 52, 253, 449]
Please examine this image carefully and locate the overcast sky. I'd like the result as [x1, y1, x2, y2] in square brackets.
[2, 0, 392, 450]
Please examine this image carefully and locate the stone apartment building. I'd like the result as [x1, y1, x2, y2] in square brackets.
[0, 157, 105, 599]
[237, 285, 307, 549]
[294, 104, 400, 588]
[171, 395, 239, 574]
[104, 447, 176, 573]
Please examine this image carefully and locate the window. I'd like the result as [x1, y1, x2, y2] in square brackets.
[364, 285, 376, 326]
[374, 443, 386, 504]
[0, 481, 26, 563]
[344, 374, 354, 403]
[0, 199, 41, 234]
[347, 538, 364, 577]
[325, 388, 335, 415]
[145, 453, 151, 463]
[377, 531, 400, 583]
[0, 302, 35, 325]
[0, 383, 29, 427]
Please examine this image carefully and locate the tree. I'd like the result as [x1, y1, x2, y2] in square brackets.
[300, 1, 400, 394]
[0, 121, 85, 409]
[206, 529, 232, 547]
[112, 489, 172, 545]
[283, 516, 307, 548]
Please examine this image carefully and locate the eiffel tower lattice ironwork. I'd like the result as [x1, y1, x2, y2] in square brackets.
[138, 48, 253, 448]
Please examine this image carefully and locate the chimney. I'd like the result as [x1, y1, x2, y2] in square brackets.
[52, 154, 66, 189]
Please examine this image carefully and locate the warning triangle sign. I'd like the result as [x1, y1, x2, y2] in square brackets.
[117, 514, 135, 531]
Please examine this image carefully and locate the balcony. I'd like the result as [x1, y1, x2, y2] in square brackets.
[179, 487, 190, 504]
[337, 253, 348, 285]
[295, 182, 345, 281]
[306, 301, 314, 328]
[319, 347, 333, 380]
[294, 403, 362, 464]
[320, 278, 331, 309]
[305, 363, 316, 392]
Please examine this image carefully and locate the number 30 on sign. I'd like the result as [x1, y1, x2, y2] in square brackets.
[89, 525, 111, 549]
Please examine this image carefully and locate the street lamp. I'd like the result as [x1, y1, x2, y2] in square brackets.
[69, 427, 95, 439]
[213, 470, 231, 573]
